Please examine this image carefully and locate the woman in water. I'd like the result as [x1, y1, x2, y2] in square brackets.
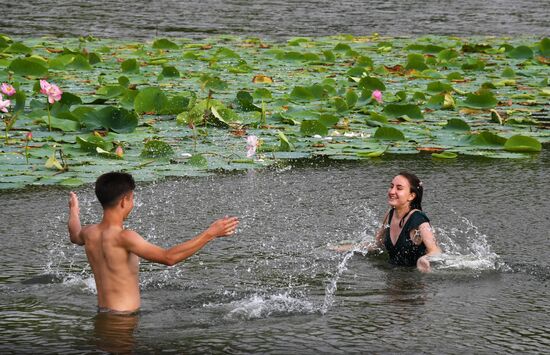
[337, 171, 441, 272]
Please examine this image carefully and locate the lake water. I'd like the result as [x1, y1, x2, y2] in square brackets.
[1, 0, 549, 40]
[1, 151, 549, 353]
[1, 0, 550, 353]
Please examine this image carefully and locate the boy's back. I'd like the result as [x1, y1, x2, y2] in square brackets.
[82, 223, 141, 313]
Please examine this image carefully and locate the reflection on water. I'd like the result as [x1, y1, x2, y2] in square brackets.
[93, 313, 139, 354]
[1, 0, 549, 39]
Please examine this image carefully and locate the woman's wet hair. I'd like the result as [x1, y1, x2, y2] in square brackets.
[398, 170, 423, 211]
[95, 172, 135, 208]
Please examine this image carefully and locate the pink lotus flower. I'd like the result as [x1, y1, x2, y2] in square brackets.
[26, 131, 33, 141]
[246, 135, 258, 158]
[115, 146, 124, 158]
[0, 95, 11, 113]
[1, 83, 16, 97]
[372, 90, 383, 103]
[40, 80, 63, 104]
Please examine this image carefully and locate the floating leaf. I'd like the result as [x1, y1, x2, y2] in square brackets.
[82, 106, 138, 133]
[465, 131, 506, 146]
[159, 65, 180, 78]
[278, 132, 293, 151]
[141, 139, 174, 158]
[300, 120, 328, 137]
[444, 118, 470, 131]
[374, 126, 405, 141]
[77, 135, 114, 153]
[121, 58, 139, 73]
[358, 76, 386, 91]
[134, 87, 168, 114]
[236, 91, 261, 112]
[8, 58, 48, 76]
[405, 53, 428, 71]
[188, 154, 208, 168]
[383, 104, 423, 119]
[462, 91, 497, 109]
[152, 38, 179, 50]
[431, 151, 458, 159]
[503, 135, 542, 152]
[508, 45, 534, 59]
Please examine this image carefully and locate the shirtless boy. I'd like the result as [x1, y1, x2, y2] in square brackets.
[68, 172, 239, 314]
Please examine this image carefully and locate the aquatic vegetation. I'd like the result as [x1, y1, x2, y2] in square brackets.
[0, 34, 548, 189]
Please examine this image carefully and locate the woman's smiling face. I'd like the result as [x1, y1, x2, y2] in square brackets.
[388, 175, 415, 209]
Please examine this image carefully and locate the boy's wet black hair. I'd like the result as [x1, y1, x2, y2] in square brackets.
[95, 172, 135, 208]
[398, 170, 423, 211]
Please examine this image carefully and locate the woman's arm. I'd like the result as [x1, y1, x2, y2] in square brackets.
[415, 222, 441, 272]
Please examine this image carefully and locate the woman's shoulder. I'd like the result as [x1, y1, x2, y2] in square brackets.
[408, 209, 430, 226]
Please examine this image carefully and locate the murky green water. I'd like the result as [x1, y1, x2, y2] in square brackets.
[1, 152, 549, 353]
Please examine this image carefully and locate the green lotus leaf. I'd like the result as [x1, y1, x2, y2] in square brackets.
[465, 131, 506, 146]
[96, 85, 127, 99]
[345, 89, 358, 108]
[300, 120, 328, 137]
[447, 72, 464, 81]
[82, 106, 138, 133]
[12, 90, 26, 113]
[427, 81, 454, 93]
[503, 135, 542, 152]
[159, 65, 180, 78]
[214, 47, 241, 59]
[121, 58, 139, 73]
[323, 50, 336, 62]
[438, 49, 459, 61]
[539, 37, 550, 57]
[48, 54, 76, 69]
[278, 132, 294, 151]
[405, 53, 428, 71]
[253, 88, 272, 100]
[39, 116, 80, 131]
[141, 139, 174, 158]
[383, 104, 423, 119]
[59, 177, 85, 187]
[431, 151, 458, 159]
[8, 57, 48, 76]
[88, 52, 102, 65]
[444, 118, 470, 131]
[290, 86, 314, 101]
[188, 154, 208, 168]
[374, 126, 405, 141]
[358, 76, 386, 91]
[334, 43, 352, 52]
[508, 45, 534, 59]
[77, 135, 114, 153]
[427, 93, 455, 110]
[236, 91, 261, 112]
[462, 91, 497, 109]
[159, 95, 192, 115]
[461, 59, 485, 71]
[5, 42, 32, 54]
[461, 43, 492, 53]
[501, 67, 516, 78]
[67, 54, 92, 70]
[152, 38, 179, 50]
[199, 74, 228, 92]
[319, 114, 339, 127]
[134, 87, 168, 114]
[332, 97, 348, 113]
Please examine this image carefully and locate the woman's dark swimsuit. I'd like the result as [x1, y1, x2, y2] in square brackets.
[384, 209, 430, 266]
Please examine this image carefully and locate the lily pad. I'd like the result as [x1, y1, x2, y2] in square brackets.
[503, 135, 542, 152]
[373, 126, 405, 141]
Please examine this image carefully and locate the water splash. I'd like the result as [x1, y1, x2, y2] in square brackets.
[204, 291, 316, 320]
[433, 211, 507, 272]
[320, 250, 354, 314]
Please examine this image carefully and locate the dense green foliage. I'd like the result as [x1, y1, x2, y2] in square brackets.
[0, 34, 548, 189]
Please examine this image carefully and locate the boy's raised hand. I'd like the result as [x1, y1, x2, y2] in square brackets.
[69, 192, 80, 214]
[206, 216, 239, 239]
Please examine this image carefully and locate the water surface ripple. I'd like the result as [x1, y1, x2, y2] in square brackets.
[1, 0, 549, 39]
[1, 152, 549, 353]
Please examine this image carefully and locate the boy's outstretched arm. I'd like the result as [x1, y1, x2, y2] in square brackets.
[68, 192, 85, 245]
[121, 217, 239, 266]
